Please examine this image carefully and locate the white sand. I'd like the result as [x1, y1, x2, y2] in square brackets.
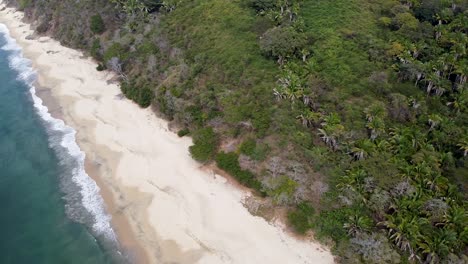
[0, 5, 335, 264]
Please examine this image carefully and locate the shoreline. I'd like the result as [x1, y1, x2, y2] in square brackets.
[0, 5, 335, 264]
[0, 8, 150, 263]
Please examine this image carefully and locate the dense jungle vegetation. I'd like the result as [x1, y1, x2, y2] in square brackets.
[8, 0, 468, 262]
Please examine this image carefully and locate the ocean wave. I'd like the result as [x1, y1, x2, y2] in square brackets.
[0, 23, 117, 242]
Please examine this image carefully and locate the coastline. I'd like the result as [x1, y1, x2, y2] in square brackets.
[0, 5, 335, 264]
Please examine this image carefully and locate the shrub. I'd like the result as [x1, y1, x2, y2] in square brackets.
[36, 20, 49, 33]
[248, 0, 276, 12]
[314, 208, 350, 242]
[18, 0, 32, 10]
[259, 26, 307, 64]
[215, 152, 265, 194]
[90, 39, 102, 60]
[288, 202, 315, 234]
[120, 81, 154, 108]
[138, 87, 154, 108]
[239, 139, 270, 161]
[189, 127, 218, 162]
[96, 64, 106, 71]
[239, 138, 256, 156]
[177, 128, 190, 137]
[185, 105, 205, 126]
[137, 40, 159, 57]
[104, 43, 129, 62]
[90, 14, 105, 34]
[267, 175, 298, 204]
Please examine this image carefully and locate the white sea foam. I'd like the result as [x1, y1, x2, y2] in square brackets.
[0, 23, 117, 242]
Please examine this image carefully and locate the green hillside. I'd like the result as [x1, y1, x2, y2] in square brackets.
[10, 0, 468, 262]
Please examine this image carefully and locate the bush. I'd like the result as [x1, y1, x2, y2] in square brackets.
[185, 105, 205, 126]
[267, 175, 298, 204]
[239, 139, 270, 161]
[189, 127, 218, 162]
[239, 138, 256, 156]
[248, 0, 276, 12]
[288, 202, 315, 234]
[314, 208, 350, 242]
[18, 0, 32, 10]
[177, 128, 190, 137]
[215, 152, 265, 194]
[137, 40, 159, 57]
[104, 43, 129, 62]
[138, 87, 154, 108]
[120, 81, 154, 108]
[90, 39, 102, 60]
[259, 26, 307, 64]
[90, 14, 105, 34]
[36, 20, 49, 33]
[96, 64, 106, 71]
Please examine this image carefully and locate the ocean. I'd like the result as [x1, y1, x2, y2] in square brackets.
[0, 24, 127, 263]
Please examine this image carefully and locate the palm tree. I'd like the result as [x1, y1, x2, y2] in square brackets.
[457, 137, 468, 157]
[337, 168, 367, 193]
[424, 71, 440, 95]
[162, 0, 178, 12]
[317, 128, 338, 150]
[321, 112, 342, 126]
[274, 69, 309, 105]
[318, 113, 344, 150]
[296, 109, 321, 128]
[411, 162, 432, 182]
[349, 139, 375, 160]
[428, 114, 443, 131]
[420, 228, 457, 263]
[452, 59, 467, 87]
[111, 0, 148, 15]
[300, 48, 310, 62]
[364, 102, 386, 122]
[440, 184, 462, 206]
[375, 139, 391, 152]
[447, 89, 467, 113]
[343, 214, 373, 236]
[390, 127, 426, 157]
[423, 173, 449, 194]
[380, 215, 416, 258]
[449, 32, 467, 61]
[443, 207, 467, 233]
[366, 117, 385, 140]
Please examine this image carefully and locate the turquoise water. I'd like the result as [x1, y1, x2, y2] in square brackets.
[0, 25, 127, 263]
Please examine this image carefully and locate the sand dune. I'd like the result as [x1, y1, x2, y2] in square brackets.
[0, 5, 334, 264]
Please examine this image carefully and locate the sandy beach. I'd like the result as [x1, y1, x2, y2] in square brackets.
[0, 5, 334, 264]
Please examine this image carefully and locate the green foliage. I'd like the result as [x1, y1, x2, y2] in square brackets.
[90, 39, 102, 60]
[164, 0, 278, 131]
[215, 152, 264, 194]
[18, 0, 32, 10]
[239, 138, 256, 156]
[314, 208, 351, 242]
[177, 128, 190, 137]
[24, 0, 468, 261]
[90, 14, 106, 34]
[267, 175, 298, 204]
[288, 202, 315, 234]
[247, 0, 276, 12]
[110, 0, 149, 15]
[96, 64, 106, 71]
[120, 81, 154, 108]
[36, 20, 49, 33]
[103, 43, 129, 62]
[259, 26, 307, 64]
[136, 40, 159, 57]
[189, 127, 218, 162]
[141, 0, 163, 12]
